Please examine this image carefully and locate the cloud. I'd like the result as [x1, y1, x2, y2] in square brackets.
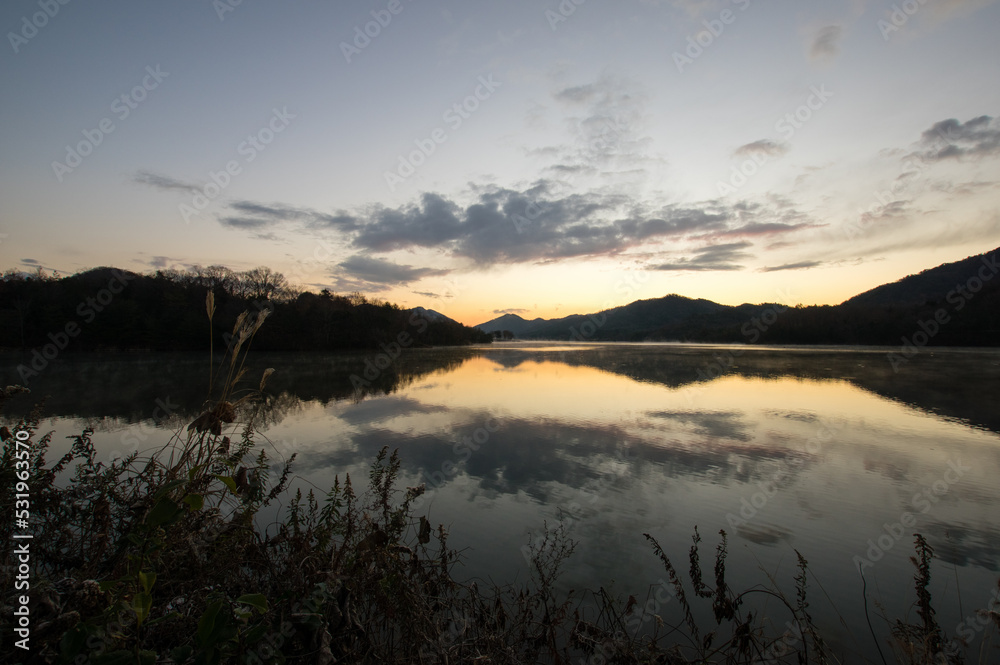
[554, 84, 598, 104]
[412, 290, 442, 299]
[336, 255, 450, 286]
[650, 241, 752, 271]
[133, 255, 197, 272]
[641, 0, 724, 17]
[347, 186, 748, 266]
[148, 256, 174, 269]
[809, 25, 843, 61]
[249, 232, 284, 242]
[717, 221, 819, 238]
[352, 193, 464, 252]
[21, 258, 39, 265]
[925, 0, 1000, 23]
[217, 179, 820, 272]
[219, 217, 271, 230]
[226, 201, 360, 232]
[494, 308, 529, 315]
[543, 74, 655, 177]
[733, 139, 790, 159]
[133, 170, 201, 194]
[859, 200, 910, 226]
[761, 260, 823, 272]
[912, 116, 1000, 162]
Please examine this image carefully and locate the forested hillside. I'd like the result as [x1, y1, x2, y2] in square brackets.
[0, 265, 491, 353]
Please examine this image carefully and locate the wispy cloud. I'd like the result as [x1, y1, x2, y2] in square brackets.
[733, 139, 790, 159]
[541, 73, 656, 183]
[219, 217, 271, 230]
[809, 25, 843, 61]
[926, 0, 1000, 23]
[225, 201, 360, 232]
[649, 241, 753, 271]
[716, 222, 819, 239]
[133, 170, 201, 194]
[761, 260, 823, 272]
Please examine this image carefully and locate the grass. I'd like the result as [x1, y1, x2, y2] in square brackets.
[1, 303, 997, 664]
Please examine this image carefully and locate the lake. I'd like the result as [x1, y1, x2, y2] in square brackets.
[3, 342, 1000, 661]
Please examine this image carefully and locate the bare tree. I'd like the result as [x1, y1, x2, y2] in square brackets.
[197, 265, 238, 294]
[240, 266, 289, 301]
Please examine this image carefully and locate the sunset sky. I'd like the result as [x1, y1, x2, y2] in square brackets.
[1, 0, 998, 326]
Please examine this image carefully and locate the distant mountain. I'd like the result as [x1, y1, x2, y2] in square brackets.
[410, 306, 457, 325]
[477, 295, 781, 341]
[475, 246, 1000, 346]
[842, 247, 1000, 307]
[476, 313, 546, 336]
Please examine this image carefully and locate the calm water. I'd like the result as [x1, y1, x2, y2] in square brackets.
[3, 342, 1000, 661]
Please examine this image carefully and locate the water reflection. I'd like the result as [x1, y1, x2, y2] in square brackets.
[2, 343, 1000, 659]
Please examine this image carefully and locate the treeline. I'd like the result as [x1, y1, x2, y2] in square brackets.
[530, 293, 1000, 347]
[643, 297, 1000, 346]
[645, 277, 1000, 347]
[0, 265, 492, 353]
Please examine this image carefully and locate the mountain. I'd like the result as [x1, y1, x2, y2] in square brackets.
[410, 306, 458, 325]
[477, 295, 781, 341]
[476, 313, 546, 336]
[475, 246, 1000, 346]
[842, 247, 1000, 307]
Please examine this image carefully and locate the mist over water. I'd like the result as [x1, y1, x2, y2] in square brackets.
[4, 342, 999, 660]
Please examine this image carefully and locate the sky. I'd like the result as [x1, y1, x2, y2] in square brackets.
[1, 0, 998, 326]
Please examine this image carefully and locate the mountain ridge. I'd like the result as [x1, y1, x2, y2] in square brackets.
[475, 247, 1000, 345]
